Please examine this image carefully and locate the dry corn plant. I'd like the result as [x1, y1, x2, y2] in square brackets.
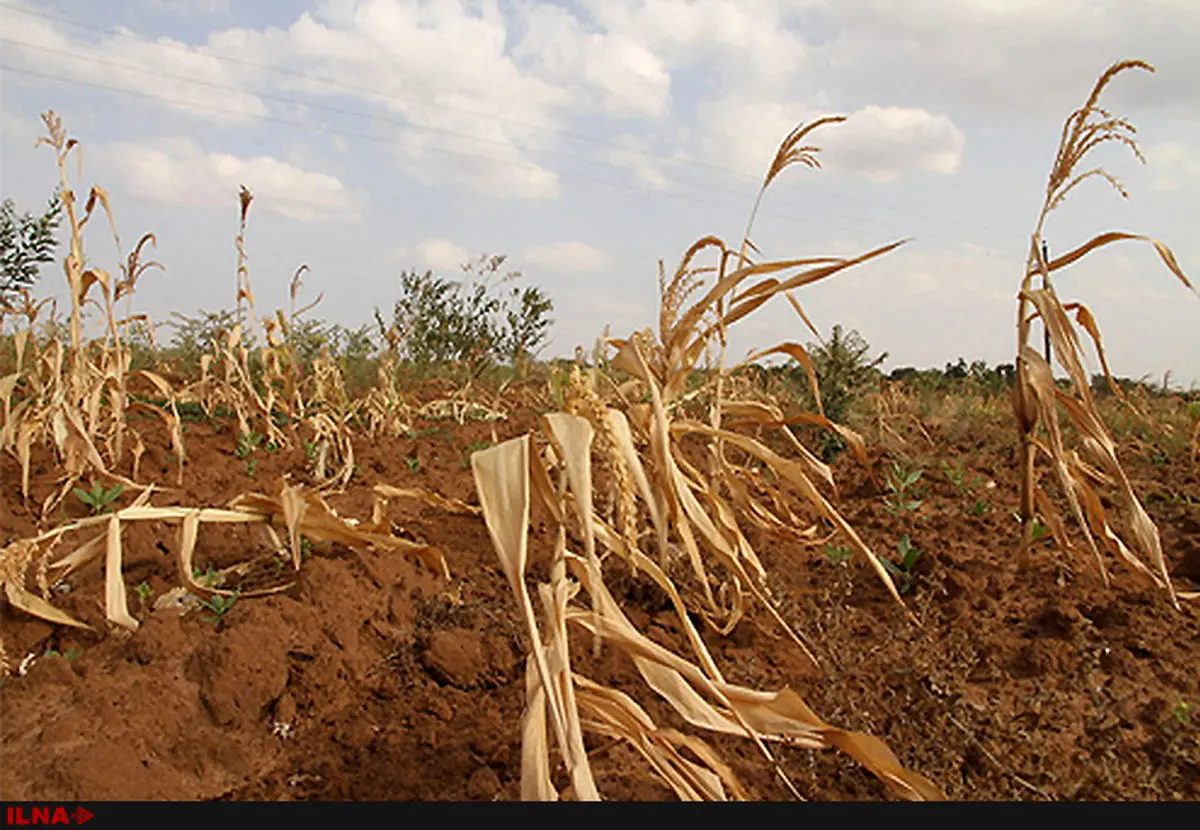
[357, 349, 415, 438]
[1012, 60, 1200, 607]
[472, 428, 944, 801]
[415, 389, 508, 425]
[234, 185, 259, 344]
[598, 120, 915, 628]
[1191, 407, 1200, 464]
[176, 319, 283, 448]
[0, 477, 448, 648]
[173, 196, 295, 451]
[867, 382, 936, 453]
[258, 265, 361, 490]
[173, 185, 291, 447]
[469, 119, 944, 801]
[260, 265, 326, 417]
[0, 112, 186, 517]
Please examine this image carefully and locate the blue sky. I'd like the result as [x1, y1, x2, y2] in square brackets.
[2, 0, 1199, 384]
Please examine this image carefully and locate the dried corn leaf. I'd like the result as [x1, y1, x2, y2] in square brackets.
[537, 576, 600, 801]
[472, 437, 584, 799]
[520, 654, 557, 801]
[4, 581, 90, 629]
[104, 516, 137, 630]
[472, 437, 532, 595]
[574, 675, 743, 801]
[566, 565, 942, 800]
[373, 484, 481, 516]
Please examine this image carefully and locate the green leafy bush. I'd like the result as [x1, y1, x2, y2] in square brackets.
[0, 193, 62, 300]
[378, 253, 553, 377]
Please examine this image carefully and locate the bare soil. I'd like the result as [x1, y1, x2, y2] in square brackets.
[2, 395, 1198, 801]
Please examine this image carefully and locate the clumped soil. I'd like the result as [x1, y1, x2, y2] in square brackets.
[1, 399, 1198, 801]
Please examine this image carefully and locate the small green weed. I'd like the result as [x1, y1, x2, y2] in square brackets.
[883, 463, 924, 516]
[824, 544, 853, 566]
[405, 455, 421, 472]
[134, 581, 153, 604]
[43, 647, 83, 662]
[201, 591, 240, 624]
[235, 430, 263, 459]
[1032, 518, 1050, 541]
[1172, 701, 1194, 725]
[940, 460, 968, 495]
[244, 458, 258, 477]
[1013, 513, 1051, 542]
[969, 499, 992, 516]
[72, 480, 124, 515]
[192, 566, 219, 588]
[881, 535, 922, 594]
[462, 439, 493, 468]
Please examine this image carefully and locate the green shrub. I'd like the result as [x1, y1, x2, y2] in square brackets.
[378, 253, 553, 378]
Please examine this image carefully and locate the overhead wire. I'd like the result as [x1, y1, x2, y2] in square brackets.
[4, 61, 1021, 255]
[0, 0, 1020, 249]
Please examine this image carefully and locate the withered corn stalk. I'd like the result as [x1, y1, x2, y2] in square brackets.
[0, 112, 187, 517]
[473, 426, 943, 801]
[470, 118, 942, 800]
[1012, 60, 1198, 608]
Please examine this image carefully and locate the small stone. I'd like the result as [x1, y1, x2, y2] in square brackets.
[274, 691, 297, 724]
[421, 629, 485, 689]
[466, 766, 501, 800]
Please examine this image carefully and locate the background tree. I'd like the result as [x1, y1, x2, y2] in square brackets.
[378, 253, 554, 377]
[791, 324, 888, 460]
[0, 193, 63, 303]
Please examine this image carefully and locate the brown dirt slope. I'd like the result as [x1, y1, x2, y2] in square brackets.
[1, 407, 1198, 801]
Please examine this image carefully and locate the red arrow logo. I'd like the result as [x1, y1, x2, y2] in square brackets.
[72, 808, 93, 825]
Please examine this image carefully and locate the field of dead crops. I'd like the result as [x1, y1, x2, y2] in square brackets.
[1, 61, 1198, 802]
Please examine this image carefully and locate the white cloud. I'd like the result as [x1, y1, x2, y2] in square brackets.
[0, 1, 266, 122]
[101, 138, 358, 222]
[1146, 141, 1200, 191]
[144, 0, 231, 15]
[695, 98, 964, 184]
[813, 1, 1200, 117]
[522, 242, 608, 273]
[578, 0, 810, 94]
[514, 4, 671, 118]
[417, 238, 469, 271]
[695, 97, 811, 179]
[581, 35, 672, 118]
[821, 106, 966, 183]
[214, 0, 568, 198]
[607, 134, 670, 187]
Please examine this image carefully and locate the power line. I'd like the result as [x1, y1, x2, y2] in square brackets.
[3, 59, 1021, 260]
[6, 61, 1005, 249]
[0, 1, 654, 160]
[0, 36, 757, 192]
[0, 0, 1020, 246]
